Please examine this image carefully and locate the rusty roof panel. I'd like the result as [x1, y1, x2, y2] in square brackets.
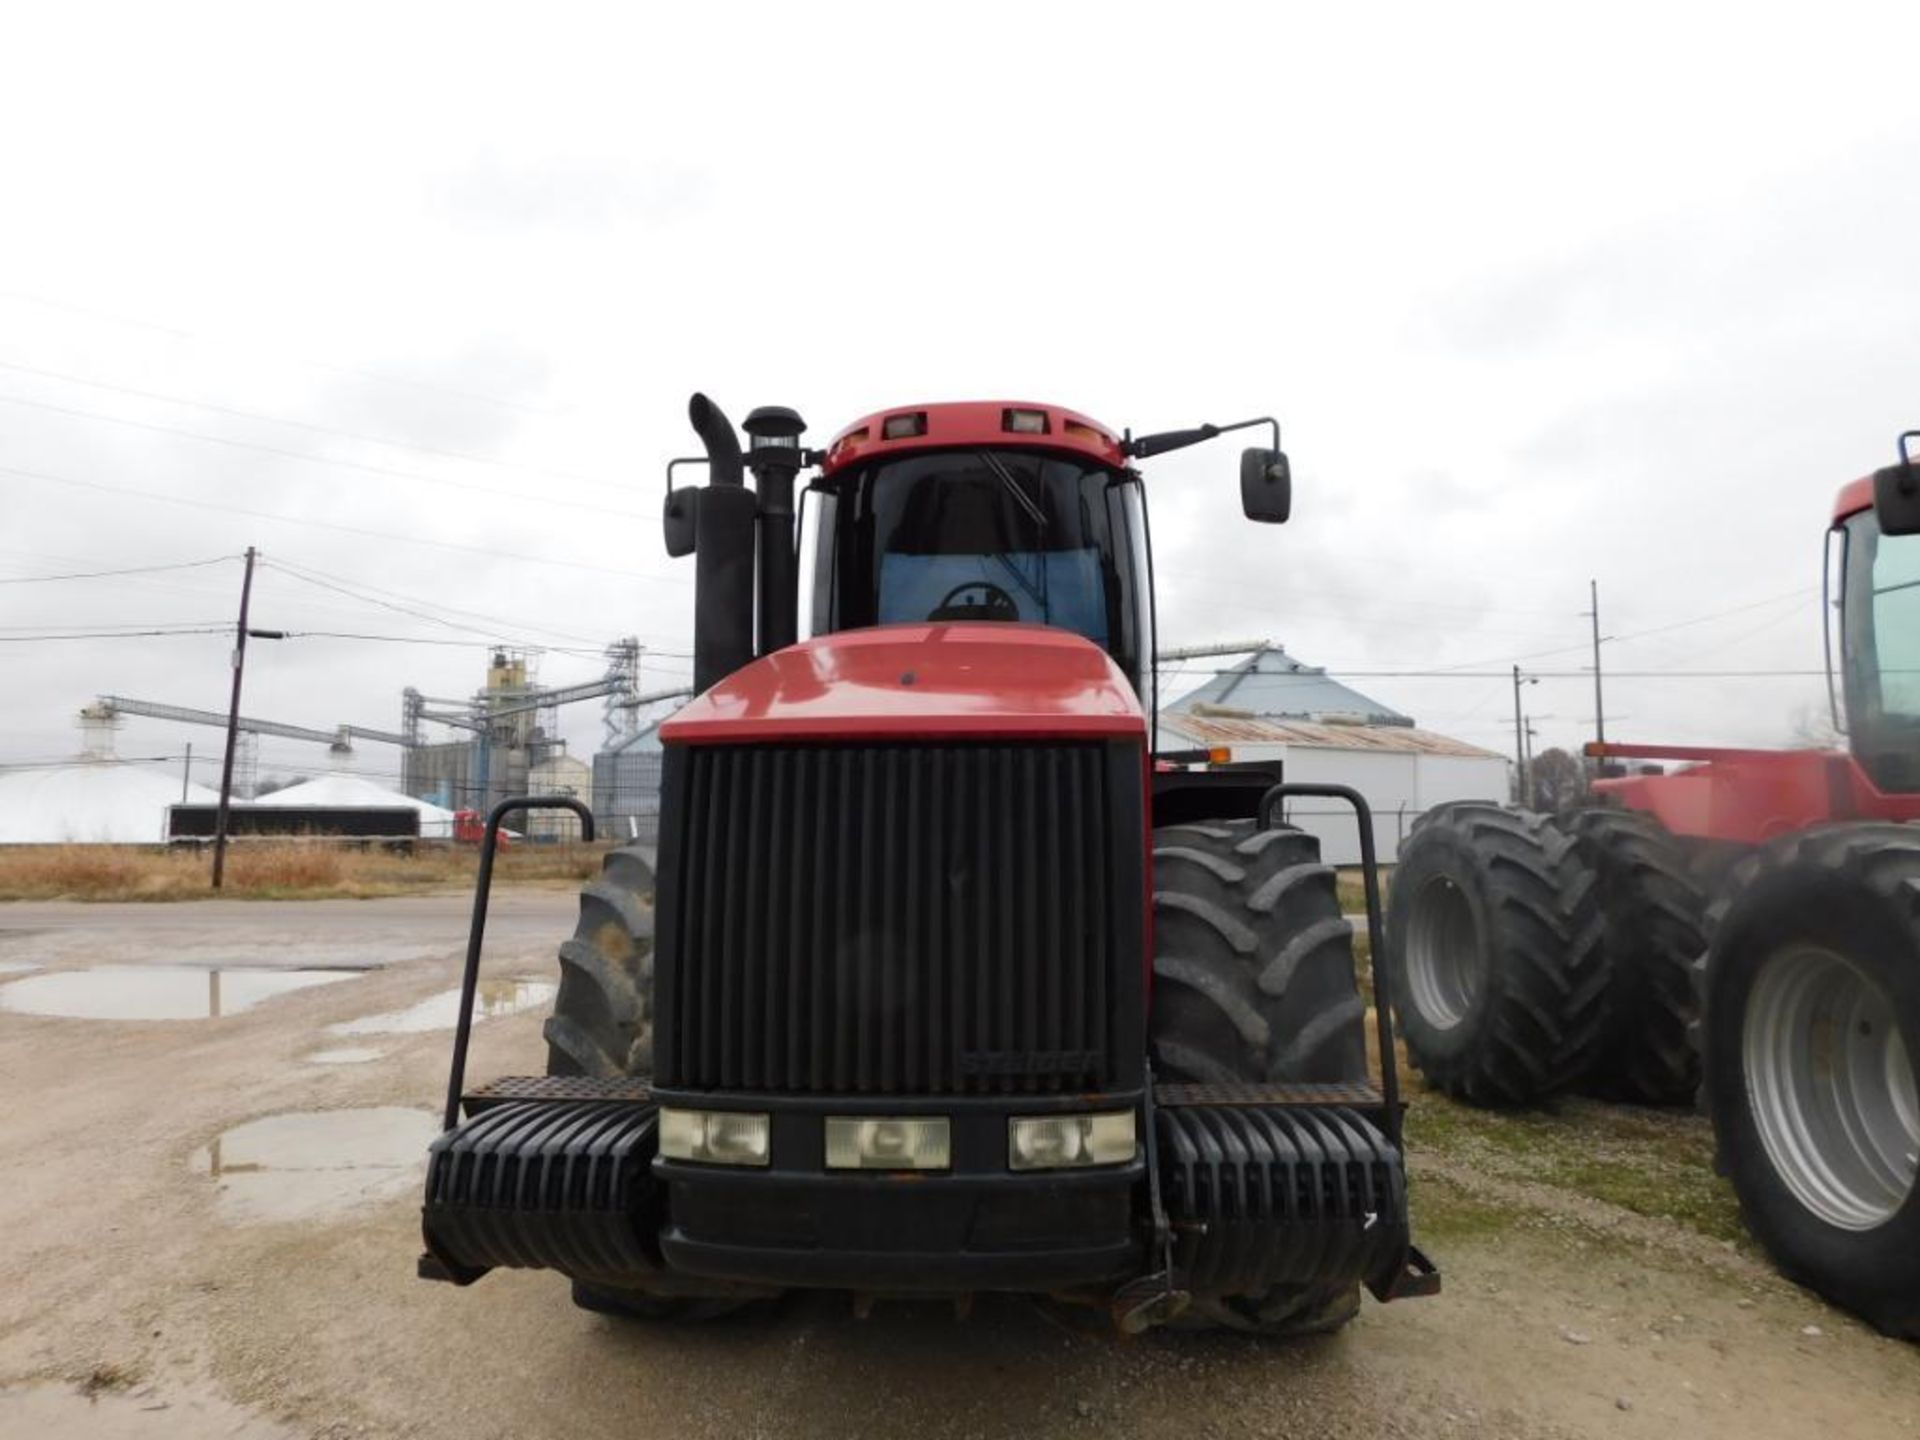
[1160, 713, 1503, 758]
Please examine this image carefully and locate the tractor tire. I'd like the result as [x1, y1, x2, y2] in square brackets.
[1383, 803, 1609, 1106]
[543, 846, 761, 1323]
[1700, 825, 1920, 1338]
[543, 845, 656, 1078]
[1569, 809, 1707, 1106]
[1148, 819, 1370, 1336]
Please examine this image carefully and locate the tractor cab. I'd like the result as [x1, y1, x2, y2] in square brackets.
[1841, 432, 1920, 792]
[800, 404, 1156, 695]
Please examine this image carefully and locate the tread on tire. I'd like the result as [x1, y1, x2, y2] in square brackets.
[1149, 818, 1370, 1336]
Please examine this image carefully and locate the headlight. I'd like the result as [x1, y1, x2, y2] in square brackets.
[658, 1107, 770, 1166]
[825, 1116, 951, 1170]
[1008, 1111, 1136, 1170]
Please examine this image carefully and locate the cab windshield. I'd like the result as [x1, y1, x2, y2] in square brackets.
[810, 448, 1152, 692]
[1843, 509, 1920, 788]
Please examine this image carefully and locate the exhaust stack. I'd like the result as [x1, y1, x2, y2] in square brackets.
[686, 393, 757, 692]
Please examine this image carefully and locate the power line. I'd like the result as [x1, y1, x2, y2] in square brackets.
[0, 285, 573, 418]
[1160, 665, 1827, 680]
[0, 389, 652, 522]
[261, 562, 562, 647]
[0, 627, 229, 642]
[0, 617, 233, 632]
[1, 460, 689, 586]
[0, 357, 620, 491]
[0, 554, 236, 585]
[261, 555, 615, 649]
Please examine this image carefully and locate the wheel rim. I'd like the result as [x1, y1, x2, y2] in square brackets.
[1743, 945, 1920, 1231]
[1403, 876, 1482, 1029]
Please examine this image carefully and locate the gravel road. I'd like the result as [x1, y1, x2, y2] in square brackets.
[1, 894, 1916, 1439]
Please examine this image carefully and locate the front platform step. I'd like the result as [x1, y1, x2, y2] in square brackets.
[1155, 1080, 1387, 1109]
[1156, 1102, 1436, 1303]
[420, 1097, 664, 1285]
[460, 1075, 653, 1110]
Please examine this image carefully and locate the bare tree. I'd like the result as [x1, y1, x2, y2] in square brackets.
[1787, 701, 1844, 750]
[1528, 747, 1589, 814]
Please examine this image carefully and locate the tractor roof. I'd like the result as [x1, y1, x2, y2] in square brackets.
[1834, 475, 1874, 523]
[821, 401, 1127, 477]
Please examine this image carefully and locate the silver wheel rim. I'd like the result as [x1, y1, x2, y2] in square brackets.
[1403, 876, 1481, 1030]
[1743, 945, 1919, 1231]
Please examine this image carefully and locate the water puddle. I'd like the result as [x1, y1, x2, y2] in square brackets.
[0, 965, 356, 1020]
[328, 976, 555, 1036]
[189, 1107, 438, 1223]
[0, 1376, 297, 1438]
[305, 1045, 386, 1064]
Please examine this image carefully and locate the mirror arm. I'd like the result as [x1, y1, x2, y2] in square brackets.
[1127, 416, 1279, 460]
[666, 455, 709, 499]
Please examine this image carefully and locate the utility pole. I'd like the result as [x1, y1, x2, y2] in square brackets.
[1587, 578, 1606, 749]
[211, 548, 258, 890]
[181, 742, 193, 802]
[1511, 664, 1527, 806]
[1511, 665, 1539, 807]
[209, 550, 286, 887]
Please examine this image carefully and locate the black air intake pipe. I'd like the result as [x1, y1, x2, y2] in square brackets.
[687, 393, 756, 692]
[745, 405, 806, 658]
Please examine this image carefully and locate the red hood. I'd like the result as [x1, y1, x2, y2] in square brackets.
[660, 624, 1146, 744]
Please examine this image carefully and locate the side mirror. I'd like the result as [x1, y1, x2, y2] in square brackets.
[1240, 447, 1291, 524]
[1875, 454, 1920, 537]
[663, 487, 697, 557]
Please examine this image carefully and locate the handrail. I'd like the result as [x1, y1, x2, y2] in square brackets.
[1258, 781, 1402, 1148]
[441, 796, 596, 1131]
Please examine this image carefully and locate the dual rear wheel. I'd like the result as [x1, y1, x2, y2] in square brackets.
[1385, 806, 1920, 1337]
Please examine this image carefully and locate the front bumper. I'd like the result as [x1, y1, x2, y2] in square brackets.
[419, 1076, 1439, 1314]
[658, 1161, 1143, 1291]
[654, 1087, 1145, 1292]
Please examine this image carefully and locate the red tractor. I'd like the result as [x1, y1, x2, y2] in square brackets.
[1385, 434, 1920, 1337]
[415, 395, 1439, 1335]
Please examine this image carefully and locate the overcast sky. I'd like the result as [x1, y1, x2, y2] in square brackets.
[3, 3, 1916, 788]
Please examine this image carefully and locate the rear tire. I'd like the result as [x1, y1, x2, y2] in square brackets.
[1384, 803, 1609, 1106]
[544, 846, 757, 1322]
[1149, 819, 1369, 1336]
[1570, 809, 1706, 1106]
[1702, 825, 1920, 1338]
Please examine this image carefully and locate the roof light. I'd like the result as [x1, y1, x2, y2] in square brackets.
[882, 412, 927, 440]
[1003, 407, 1049, 435]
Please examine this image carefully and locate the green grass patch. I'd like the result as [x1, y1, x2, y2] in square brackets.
[1405, 1091, 1749, 1246]
[1334, 867, 1392, 914]
[1408, 1172, 1512, 1247]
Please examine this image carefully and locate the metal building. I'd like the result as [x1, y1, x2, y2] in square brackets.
[593, 718, 665, 846]
[1159, 644, 1507, 863]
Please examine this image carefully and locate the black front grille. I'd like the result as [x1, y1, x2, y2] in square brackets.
[654, 740, 1145, 1095]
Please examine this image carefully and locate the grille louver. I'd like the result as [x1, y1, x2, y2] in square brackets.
[655, 740, 1143, 1095]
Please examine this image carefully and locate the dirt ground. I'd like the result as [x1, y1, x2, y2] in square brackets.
[2, 894, 1916, 1440]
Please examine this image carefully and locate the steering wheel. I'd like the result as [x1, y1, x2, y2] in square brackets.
[928, 581, 1020, 623]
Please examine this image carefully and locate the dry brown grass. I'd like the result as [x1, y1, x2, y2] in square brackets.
[0, 842, 609, 902]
